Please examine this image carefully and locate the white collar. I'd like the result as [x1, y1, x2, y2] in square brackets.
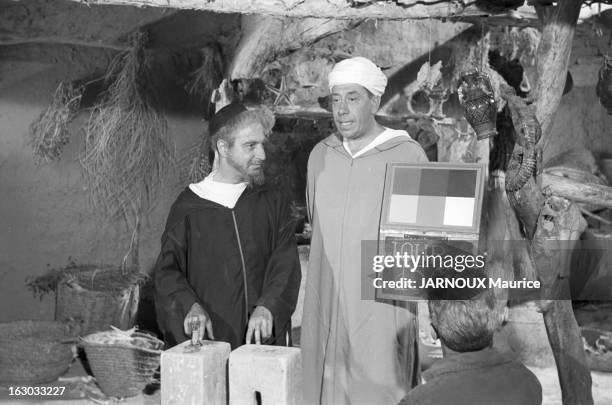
[343, 128, 412, 158]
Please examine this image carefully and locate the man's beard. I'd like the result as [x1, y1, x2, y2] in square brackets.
[247, 168, 265, 186]
[227, 155, 265, 186]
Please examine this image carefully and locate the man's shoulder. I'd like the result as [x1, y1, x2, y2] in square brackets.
[394, 132, 426, 150]
[245, 185, 289, 209]
[413, 353, 542, 405]
[169, 187, 205, 212]
[311, 134, 341, 153]
[376, 130, 427, 157]
[307, 135, 342, 171]
[397, 381, 439, 405]
[164, 187, 219, 232]
[254, 185, 283, 200]
[502, 358, 542, 388]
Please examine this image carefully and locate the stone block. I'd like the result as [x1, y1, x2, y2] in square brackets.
[161, 339, 231, 405]
[229, 345, 302, 405]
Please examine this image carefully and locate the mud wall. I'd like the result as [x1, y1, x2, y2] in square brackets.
[0, 58, 201, 322]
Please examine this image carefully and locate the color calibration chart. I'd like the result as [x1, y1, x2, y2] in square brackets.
[382, 163, 485, 233]
[376, 162, 486, 301]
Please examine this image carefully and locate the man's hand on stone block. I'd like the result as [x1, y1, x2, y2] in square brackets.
[184, 302, 215, 344]
[246, 305, 273, 345]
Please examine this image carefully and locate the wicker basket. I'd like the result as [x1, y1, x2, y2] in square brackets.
[0, 320, 77, 385]
[55, 266, 142, 336]
[81, 330, 163, 398]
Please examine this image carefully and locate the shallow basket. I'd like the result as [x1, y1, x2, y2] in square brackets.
[81, 330, 163, 398]
[0, 320, 76, 385]
[55, 266, 142, 335]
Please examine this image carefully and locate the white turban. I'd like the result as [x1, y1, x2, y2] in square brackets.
[328, 56, 388, 97]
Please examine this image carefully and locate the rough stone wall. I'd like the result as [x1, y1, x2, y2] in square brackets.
[537, 22, 612, 163]
[546, 65, 612, 163]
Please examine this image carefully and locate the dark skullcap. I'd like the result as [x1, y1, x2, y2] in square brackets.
[209, 103, 248, 136]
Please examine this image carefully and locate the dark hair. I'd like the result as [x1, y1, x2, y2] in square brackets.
[211, 106, 274, 151]
[428, 288, 505, 353]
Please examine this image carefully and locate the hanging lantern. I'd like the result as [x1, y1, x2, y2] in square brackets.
[596, 55, 612, 115]
[458, 72, 498, 140]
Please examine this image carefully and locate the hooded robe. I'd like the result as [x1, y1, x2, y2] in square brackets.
[301, 131, 428, 404]
[154, 186, 301, 349]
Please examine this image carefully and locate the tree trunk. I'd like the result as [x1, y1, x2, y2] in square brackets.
[532, 197, 592, 405]
[543, 300, 593, 404]
[534, 0, 584, 139]
[506, 1, 594, 404]
[228, 15, 353, 79]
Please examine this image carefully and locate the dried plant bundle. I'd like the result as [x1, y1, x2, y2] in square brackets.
[81, 32, 175, 268]
[177, 134, 212, 185]
[495, 27, 541, 67]
[190, 136, 213, 183]
[29, 81, 83, 163]
[450, 32, 492, 87]
[450, 32, 512, 110]
[26, 258, 146, 299]
[81, 326, 162, 351]
[186, 45, 224, 103]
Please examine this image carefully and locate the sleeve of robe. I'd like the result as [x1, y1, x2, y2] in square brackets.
[255, 193, 302, 334]
[306, 143, 321, 224]
[154, 209, 199, 346]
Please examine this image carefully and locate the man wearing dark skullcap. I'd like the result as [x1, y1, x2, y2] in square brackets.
[154, 103, 301, 349]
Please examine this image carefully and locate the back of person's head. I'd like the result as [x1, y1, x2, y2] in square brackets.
[428, 284, 506, 353]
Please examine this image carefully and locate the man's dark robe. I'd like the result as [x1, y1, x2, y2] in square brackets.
[154, 185, 301, 349]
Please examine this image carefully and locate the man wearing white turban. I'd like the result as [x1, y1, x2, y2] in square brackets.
[301, 56, 428, 404]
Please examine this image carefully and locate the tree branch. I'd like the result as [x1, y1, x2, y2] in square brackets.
[0, 37, 129, 51]
[542, 173, 612, 210]
[533, 0, 583, 140]
[53, 0, 520, 19]
[228, 16, 352, 79]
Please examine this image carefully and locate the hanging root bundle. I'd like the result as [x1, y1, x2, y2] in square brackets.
[177, 132, 213, 185]
[186, 44, 224, 104]
[29, 81, 83, 163]
[450, 31, 492, 87]
[451, 31, 511, 111]
[188, 136, 213, 183]
[495, 27, 541, 67]
[81, 32, 175, 267]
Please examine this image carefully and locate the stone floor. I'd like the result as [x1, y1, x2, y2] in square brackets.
[1, 357, 611, 404]
[530, 367, 612, 405]
[1, 302, 610, 404]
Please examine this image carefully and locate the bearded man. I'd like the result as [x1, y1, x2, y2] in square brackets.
[154, 103, 301, 349]
[301, 57, 429, 404]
